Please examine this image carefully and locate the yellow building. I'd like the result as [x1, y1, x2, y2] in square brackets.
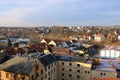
[56, 56, 91, 80]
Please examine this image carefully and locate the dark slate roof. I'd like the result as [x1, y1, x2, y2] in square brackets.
[38, 54, 56, 67]
[0, 57, 35, 75]
[56, 55, 87, 62]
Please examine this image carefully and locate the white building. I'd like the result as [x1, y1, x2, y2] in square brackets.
[100, 45, 120, 59]
[94, 33, 104, 41]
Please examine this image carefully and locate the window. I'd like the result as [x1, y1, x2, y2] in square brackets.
[41, 70, 43, 74]
[69, 69, 72, 71]
[77, 75, 80, 78]
[36, 73, 39, 78]
[62, 68, 64, 71]
[45, 67, 47, 71]
[62, 62, 64, 65]
[41, 77, 43, 80]
[36, 64, 39, 71]
[6, 73, 9, 78]
[77, 64, 80, 67]
[88, 71, 90, 74]
[31, 75, 34, 80]
[48, 65, 50, 69]
[100, 73, 102, 75]
[69, 63, 72, 66]
[62, 78, 64, 80]
[14, 75, 17, 80]
[69, 74, 72, 77]
[104, 73, 106, 76]
[62, 73, 64, 76]
[85, 71, 89, 74]
[0, 72, 1, 76]
[21, 77, 25, 80]
[45, 74, 47, 78]
[48, 77, 50, 80]
[100, 73, 106, 76]
[48, 71, 50, 76]
[77, 70, 80, 72]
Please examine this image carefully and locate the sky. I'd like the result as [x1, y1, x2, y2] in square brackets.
[0, 0, 120, 26]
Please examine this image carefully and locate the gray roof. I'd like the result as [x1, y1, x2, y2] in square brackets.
[22, 53, 56, 67]
[38, 54, 56, 67]
[0, 57, 35, 75]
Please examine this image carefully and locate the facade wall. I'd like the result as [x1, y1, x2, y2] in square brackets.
[57, 61, 91, 80]
[91, 70, 117, 79]
[44, 62, 57, 80]
[100, 50, 120, 58]
[29, 61, 44, 80]
[95, 37, 102, 41]
[0, 70, 29, 80]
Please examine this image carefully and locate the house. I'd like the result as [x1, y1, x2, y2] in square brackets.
[0, 56, 44, 80]
[118, 35, 120, 40]
[40, 38, 51, 44]
[83, 34, 91, 40]
[52, 48, 75, 56]
[59, 42, 69, 48]
[100, 45, 120, 59]
[48, 39, 61, 47]
[0, 38, 8, 48]
[94, 33, 105, 41]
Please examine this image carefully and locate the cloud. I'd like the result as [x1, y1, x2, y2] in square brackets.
[0, 0, 120, 26]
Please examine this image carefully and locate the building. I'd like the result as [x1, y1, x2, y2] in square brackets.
[0, 56, 44, 80]
[100, 45, 120, 59]
[56, 56, 91, 80]
[0, 52, 120, 80]
[94, 33, 104, 42]
[22, 53, 57, 80]
[53, 48, 75, 56]
[91, 59, 120, 79]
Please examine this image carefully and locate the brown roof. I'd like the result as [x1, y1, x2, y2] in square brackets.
[43, 38, 51, 43]
[95, 33, 104, 37]
[53, 48, 75, 56]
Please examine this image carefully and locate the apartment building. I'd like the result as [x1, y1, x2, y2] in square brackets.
[57, 60, 91, 80]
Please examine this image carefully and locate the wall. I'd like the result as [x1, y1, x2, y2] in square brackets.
[0, 70, 29, 80]
[44, 62, 57, 80]
[91, 70, 117, 79]
[29, 61, 44, 80]
[57, 61, 91, 80]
